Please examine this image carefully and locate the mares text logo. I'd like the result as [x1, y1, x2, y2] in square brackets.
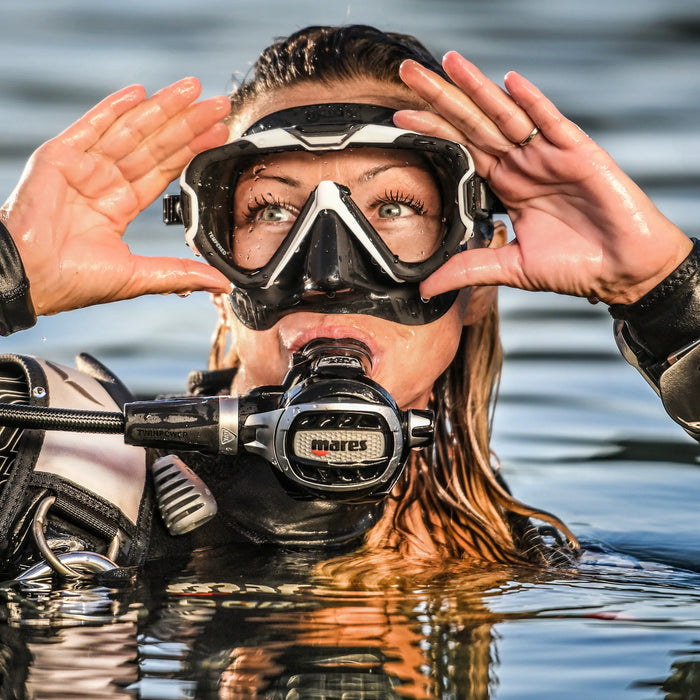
[310, 438, 368, 457]
[293, 429, 385, 463]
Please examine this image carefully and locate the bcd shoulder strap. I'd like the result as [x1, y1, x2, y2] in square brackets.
[0, 353, 153, 570]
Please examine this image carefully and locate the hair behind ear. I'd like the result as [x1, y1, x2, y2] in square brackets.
[462, 220, 506, 326]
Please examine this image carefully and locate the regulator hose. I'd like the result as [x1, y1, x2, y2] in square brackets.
[0, 402, 125, 433]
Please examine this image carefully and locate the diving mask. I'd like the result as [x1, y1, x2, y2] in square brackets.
[164, 103, 501, 329]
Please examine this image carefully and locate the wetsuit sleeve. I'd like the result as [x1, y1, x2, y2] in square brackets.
[0, 222, 36, 336]
[609, 238, 700, 439]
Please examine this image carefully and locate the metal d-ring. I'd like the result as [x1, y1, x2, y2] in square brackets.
[30, 495, 121, 579]
[32, 496, 80, 578]
[106, 530, 122, 561]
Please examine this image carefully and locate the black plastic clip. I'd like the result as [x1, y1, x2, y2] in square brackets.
[468, 177, 507, 218]
[163, 194, 183, 225]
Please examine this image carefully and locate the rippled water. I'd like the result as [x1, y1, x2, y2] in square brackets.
[1, 1, 700, 697]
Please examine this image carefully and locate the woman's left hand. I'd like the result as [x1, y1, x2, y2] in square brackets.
[396, 52, 692, 306]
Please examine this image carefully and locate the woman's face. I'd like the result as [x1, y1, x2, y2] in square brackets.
[226, 80, 477, 410]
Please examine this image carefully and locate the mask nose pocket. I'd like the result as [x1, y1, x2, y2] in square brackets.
[303, 210, 346, 294]
[300, 182, 387, 296]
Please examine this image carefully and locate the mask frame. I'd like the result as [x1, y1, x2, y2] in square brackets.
[164, 103, 502, 329]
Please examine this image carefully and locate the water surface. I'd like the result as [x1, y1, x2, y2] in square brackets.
[1, 1, 699, 697]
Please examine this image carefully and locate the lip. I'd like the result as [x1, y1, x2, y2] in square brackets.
[284, 323, 382, 375]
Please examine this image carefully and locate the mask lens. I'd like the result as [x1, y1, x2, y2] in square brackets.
[227, 147, 446, 271]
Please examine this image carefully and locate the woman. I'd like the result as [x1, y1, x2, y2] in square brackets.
[0, 26, 696, 575]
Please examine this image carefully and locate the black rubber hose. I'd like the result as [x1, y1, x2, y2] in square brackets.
[0, 403, 125, 434]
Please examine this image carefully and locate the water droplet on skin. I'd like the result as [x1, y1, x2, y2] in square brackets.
[178, 291, 192, 298]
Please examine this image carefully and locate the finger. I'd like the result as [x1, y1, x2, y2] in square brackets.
[58, 85, 147, 151]
[115, 96, 230, 182]
[420, 245, 524, 298]
[394, 109, 465, 143]
[123, 256, 232, 297]
[442, 51, 537, 146]
[126, 122, 230, 210]
[91, 78, 206, 162]
[399, 59, 512, 155]
[503, 71, 586, 149]
[393, 109, 498, 175]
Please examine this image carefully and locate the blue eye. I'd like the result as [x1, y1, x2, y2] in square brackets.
[244, 195, 297, 224]
[378, 202, 409, 218]
[374, 191, 426, 220]
[258, 205, 294, 222]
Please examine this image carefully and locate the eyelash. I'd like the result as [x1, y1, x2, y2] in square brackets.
[375, 190, 426, 214]
[244, 189, 427, 221]
[243, 194, 296, 221]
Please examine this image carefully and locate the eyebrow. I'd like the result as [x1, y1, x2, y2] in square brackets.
[238, 160, 418, 190]
[237, 165, 303, 189]
[359, 163, 403, 182]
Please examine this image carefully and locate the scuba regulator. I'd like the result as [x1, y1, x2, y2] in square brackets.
[0, 339, 435, 509]
[123, 338, 434, 501]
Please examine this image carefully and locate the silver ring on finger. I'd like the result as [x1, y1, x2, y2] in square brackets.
[518, 127, 539, 147]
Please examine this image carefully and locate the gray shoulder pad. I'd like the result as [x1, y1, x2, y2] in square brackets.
[615, 322, 700, 439]
[658, 342, 700, 438]
[32, 357, 147, 527]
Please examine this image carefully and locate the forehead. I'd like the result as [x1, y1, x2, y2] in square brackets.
[237, 147, 435, 184]
[230, 79, 427, 139]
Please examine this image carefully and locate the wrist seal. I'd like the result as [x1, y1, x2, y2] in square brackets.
[0, 221, 36, 336]
[609, 238, 700, 380]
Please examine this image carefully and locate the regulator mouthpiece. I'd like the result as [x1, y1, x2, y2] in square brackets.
[124, 338, 435, 502]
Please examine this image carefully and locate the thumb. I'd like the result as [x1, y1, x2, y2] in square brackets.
[420, 246, 515, 298]
[125, 256, 232, 297]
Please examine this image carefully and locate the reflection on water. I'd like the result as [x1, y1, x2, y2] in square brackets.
[1, 0, 700, 697]
[2, 546, 700, 699]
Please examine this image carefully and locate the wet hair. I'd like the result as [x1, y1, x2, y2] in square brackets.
[228, 25, 447, 117]
[212, 25, 578, 569]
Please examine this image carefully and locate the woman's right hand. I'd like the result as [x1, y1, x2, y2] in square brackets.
[0, 78, 232, 317]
